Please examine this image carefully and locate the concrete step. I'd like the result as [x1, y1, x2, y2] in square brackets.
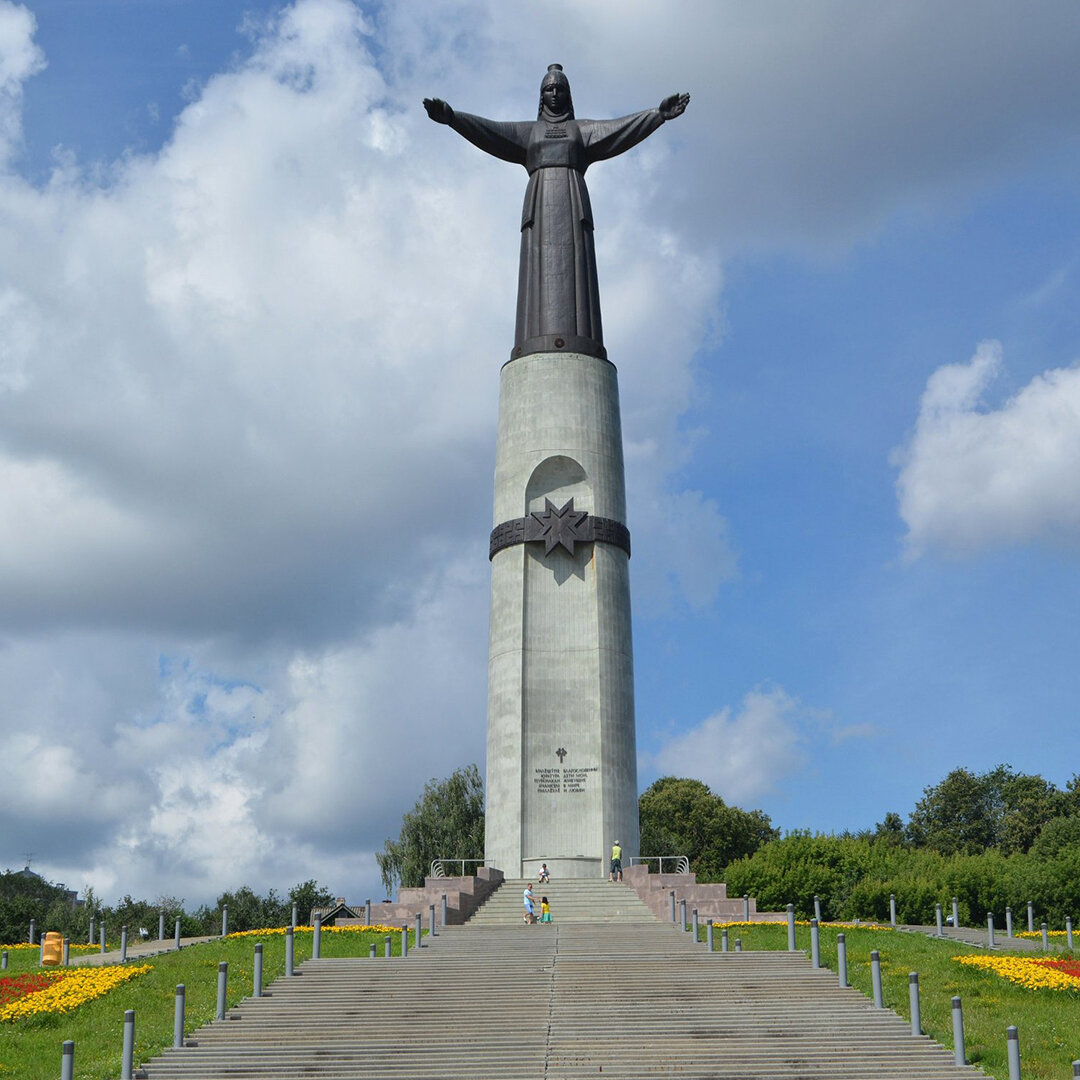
[141, 920, 981, 1080]
[466, 877, 658, 925]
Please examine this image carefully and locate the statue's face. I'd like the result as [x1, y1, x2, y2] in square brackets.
[542, 78, 570, 113]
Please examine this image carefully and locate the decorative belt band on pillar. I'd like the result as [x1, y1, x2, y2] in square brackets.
[489, 498, 631, 560]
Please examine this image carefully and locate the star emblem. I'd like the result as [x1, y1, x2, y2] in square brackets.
[530, 498, 589, 556]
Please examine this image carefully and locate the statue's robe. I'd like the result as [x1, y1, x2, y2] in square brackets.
[447, 107, 665, 361]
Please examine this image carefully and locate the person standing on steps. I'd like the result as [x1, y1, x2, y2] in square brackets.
[609, 840, 623, 883]
[523, 882, 536, 924]
[539, 896, 552, 923]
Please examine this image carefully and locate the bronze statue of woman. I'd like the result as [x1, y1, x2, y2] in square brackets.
[425, 65, 689, 361]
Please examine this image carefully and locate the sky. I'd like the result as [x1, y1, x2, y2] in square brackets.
[1, 0, 1079, 908]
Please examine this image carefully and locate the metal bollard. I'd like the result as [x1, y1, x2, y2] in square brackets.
[312, 915, 322, 960]
[416, 912, 423, 947]
[122, 1009, 135, 1080]
[810, 919, 820, 968]
[1007, 907, 1013, 938]
[89, 917, 95, 946]
[952, 996, 965, 1066]
[441, 893, 448, 927]
[890, 894, 897, 927]
[786, 904, 796, 951]
[743, 894, 750, 921]
[369, 943, 377, 958]
[935, 903, 943, 936]
[1, 951, 6, 970]
[735, 937, 742, 952]
[365, 899, 372, 925]
[680, 899, 687, 931]
[871, 950, 883, 1008]
[253, 943, 263, 997]
[291, 903, 298, 928]
[706, 922, 714, 951]
[669, 890, 676, 923]
[692, 908, 699, 940]
[1068, 917, 1074, 950]
[120, 925, 128, 963]
[100, 923, 107, 955]
[61, 1040, 74, 1080]
[29, 919, 35, 945]
[63, 937, 70, 966]
[952, 897, 959, 929]
[159, 912, 165, 941]
[173, 985, 186, 1048]
[221, 905, 228, 938]
[401, 923, 409, 958]
[40, 937, 45, 965]
[385, 934, 392, 958]
[988, 913, 996, 948]
[721, 927, 729, 952]
[1027, 901, 1034, 932]
[430, 904, 437, 937]
[837, 932, 848, 987]
[1073, 1061, 1080, 1078]
[285, 927, 294, 976]
[1041, 922, 1049, 950]
[814, 895, 822, 922]
[909, 972, 921, 1035]
[216, 961, 227, 1020]
[174, 916, 181, 950]
[1007, 1025, 1021, 1080]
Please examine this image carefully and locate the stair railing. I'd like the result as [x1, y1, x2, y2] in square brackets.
[629, 855, 691, 875]
[430, 859, 487, 878]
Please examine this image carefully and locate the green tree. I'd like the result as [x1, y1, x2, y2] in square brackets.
[906, 765, 1067, 855]
[638, 777, 778, 882]
[288, 880, 334, 924]
[376, 764, 485, 894]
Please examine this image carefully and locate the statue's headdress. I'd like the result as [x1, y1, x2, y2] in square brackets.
[538, 63, 574, 120]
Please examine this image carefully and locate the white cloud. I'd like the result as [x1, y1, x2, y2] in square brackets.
[643, 688, 852, 805]
[0, 1, 44, 164]
[895, 341, 1080, 557]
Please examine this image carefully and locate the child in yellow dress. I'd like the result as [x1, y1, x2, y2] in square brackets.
[539, 897, 552, 923]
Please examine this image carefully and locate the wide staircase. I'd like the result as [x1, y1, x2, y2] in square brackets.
[140, 884, 980, 1080]
[468, 877, 656, 925]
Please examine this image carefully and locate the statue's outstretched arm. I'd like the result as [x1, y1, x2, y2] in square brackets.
[659, 92, 690, 121]
[423, 100, 529, 166]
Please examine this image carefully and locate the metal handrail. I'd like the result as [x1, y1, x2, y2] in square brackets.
[430, 859, 487, 878]
[629, 855, 690, 875]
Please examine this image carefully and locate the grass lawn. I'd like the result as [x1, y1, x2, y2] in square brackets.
[0, 927, 416, 1080]
[703, 921, 1080, 1080]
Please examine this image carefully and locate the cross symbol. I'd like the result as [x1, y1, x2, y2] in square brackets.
[556, 747, 567, 763]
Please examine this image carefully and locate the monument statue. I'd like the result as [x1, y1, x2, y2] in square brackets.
[425, 67, 689, 881]
[424, 65, 689, 360]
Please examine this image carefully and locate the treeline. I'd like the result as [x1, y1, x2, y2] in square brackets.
[656, 764, 1080, 924]
[723, 833, 1080, 925]
[0, 873, 333, 946]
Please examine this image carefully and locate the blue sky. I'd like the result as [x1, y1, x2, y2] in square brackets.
[1, 0, 1079, 905]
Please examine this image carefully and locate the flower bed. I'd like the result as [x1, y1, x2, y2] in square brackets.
[954, 954, 1080, 990]
[0, 964, 152, 1021]
[226, 923, 403, 938]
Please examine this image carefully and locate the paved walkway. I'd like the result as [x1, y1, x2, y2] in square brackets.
[899, 923, 1067, 952]
[71, 936, 218, 966]
[138, 886, 980, 1080]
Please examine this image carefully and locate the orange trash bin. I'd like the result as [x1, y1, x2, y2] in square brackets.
[41, 931, 64, 966]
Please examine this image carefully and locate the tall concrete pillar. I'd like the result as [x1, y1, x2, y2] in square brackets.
[486, 349, 638, 879]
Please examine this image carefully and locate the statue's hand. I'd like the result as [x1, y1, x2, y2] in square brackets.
[659, 92, 690, 121]
[423, 98, 454, 125]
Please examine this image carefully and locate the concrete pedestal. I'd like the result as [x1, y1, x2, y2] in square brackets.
[485, 350, 638, 879]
